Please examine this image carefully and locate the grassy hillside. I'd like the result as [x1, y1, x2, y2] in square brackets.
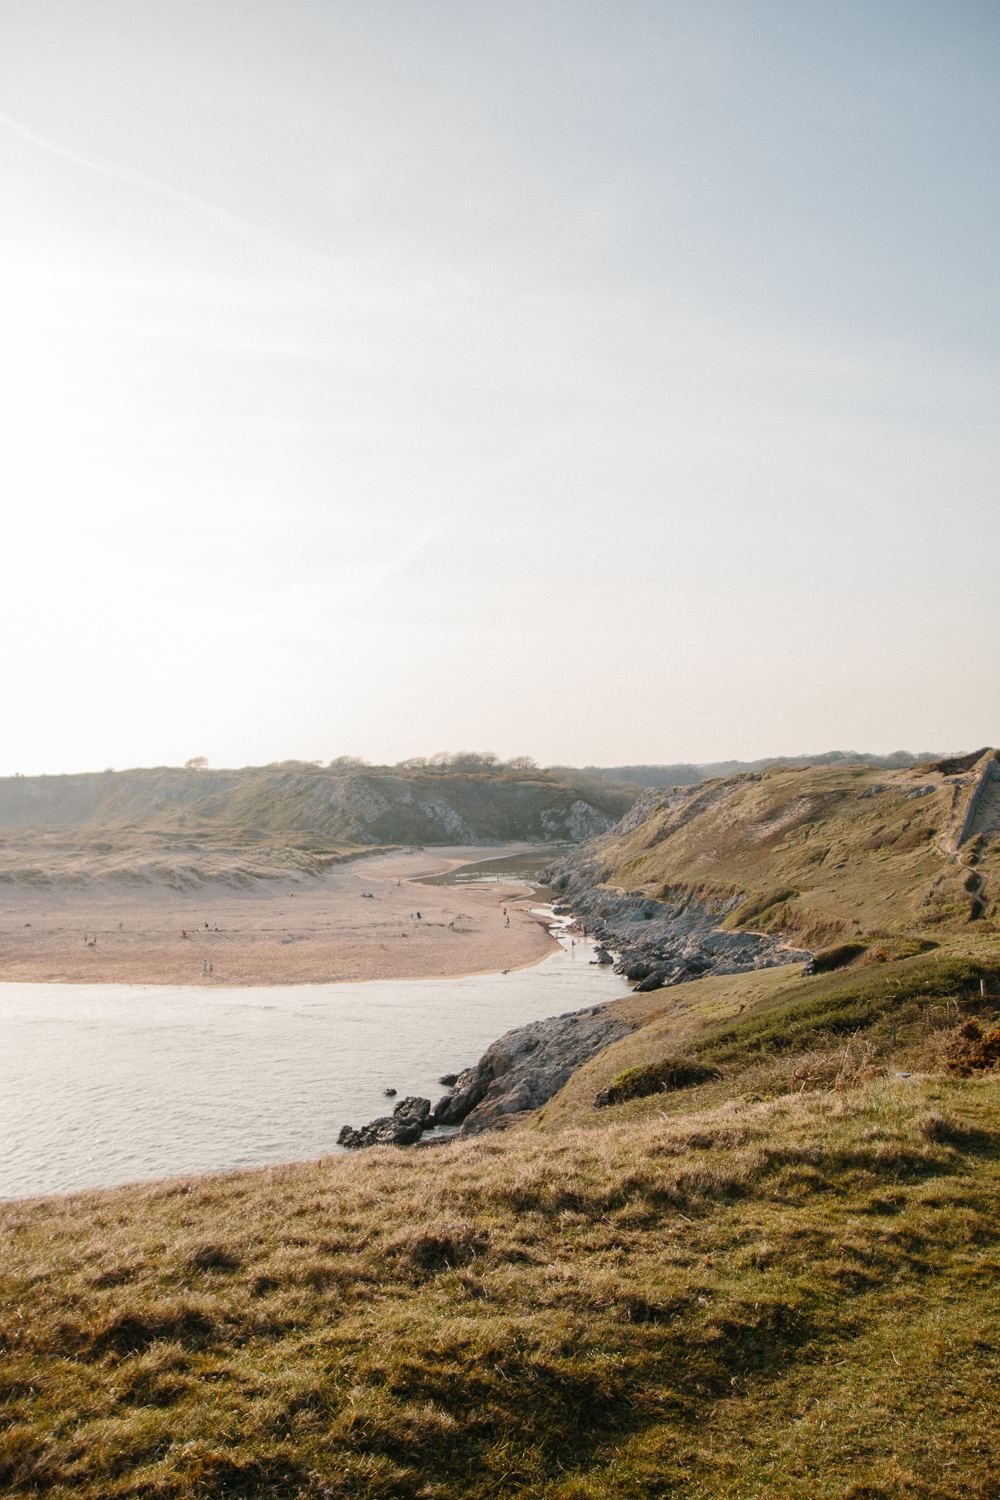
[571, 750, 938, 789]
[559, 751, 1000, 947]
[4, 938, 1000, 1497]
[0, 765, 636, 851]
[5, 753, 1000, 1495]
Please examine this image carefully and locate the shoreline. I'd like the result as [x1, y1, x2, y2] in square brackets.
[0, 845, 561, 988]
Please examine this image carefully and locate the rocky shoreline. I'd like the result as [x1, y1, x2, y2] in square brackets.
[337, 794, 814, 1150]
[539, 794, 810, 992]
[337, 1000, 637, 1147]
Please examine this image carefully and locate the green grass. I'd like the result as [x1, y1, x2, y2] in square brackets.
[4, 919, 1000, 1496]
[692, 953, 1000, 1067]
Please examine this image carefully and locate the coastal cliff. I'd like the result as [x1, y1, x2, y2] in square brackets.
[542, 751, 1000, 988]
[338, 752, 1000, 1152]
[0, 764, 631, 847]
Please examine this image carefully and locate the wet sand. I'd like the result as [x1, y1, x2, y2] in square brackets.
[0, 847, 558, 986]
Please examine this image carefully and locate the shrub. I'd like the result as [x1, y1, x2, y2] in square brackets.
[916, 1019, 1000, 1077]
[594, 1057, 721, 1108]
[809, 941, 867, 973]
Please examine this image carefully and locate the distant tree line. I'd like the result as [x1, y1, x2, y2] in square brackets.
[323, 751, 538, 774]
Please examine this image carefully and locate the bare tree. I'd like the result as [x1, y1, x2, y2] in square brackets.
[184, 757, 209, 770]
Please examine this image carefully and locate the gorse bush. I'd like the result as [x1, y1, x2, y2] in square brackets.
[809, 940, 868, 972]
[594, 1057, 721, 1108]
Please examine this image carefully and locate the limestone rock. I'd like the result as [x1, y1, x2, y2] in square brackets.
[392, 1096, 431, 1122]
[447, 1006, 636, 1134]
[337, 1115, 424, 1149]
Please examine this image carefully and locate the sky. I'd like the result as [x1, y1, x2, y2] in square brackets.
[1, 0, 997, 775]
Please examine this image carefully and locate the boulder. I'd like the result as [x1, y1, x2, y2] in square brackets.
[392, 1096, 431, 1122]
[337, 1114, 424, 1149]
[432, 1067, 489, 1126]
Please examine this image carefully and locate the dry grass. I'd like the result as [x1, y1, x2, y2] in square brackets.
[3, 1071, 1000, 1498]
[582, 759, 1000, 944]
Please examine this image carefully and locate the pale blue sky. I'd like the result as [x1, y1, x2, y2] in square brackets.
[1, 1, 997, 772]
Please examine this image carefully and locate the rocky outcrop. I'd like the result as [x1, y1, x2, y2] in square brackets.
[337, 1115, 424, 1148]
[337, 1095, 432, 1148]
[336, 1005, 636, 1148]
[543, 868, 809, 992]
[444, 1005, 636, 1132]
[540, 795, 811, 992]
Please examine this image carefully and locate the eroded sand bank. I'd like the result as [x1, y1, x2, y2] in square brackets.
[0, 847, 557, 986]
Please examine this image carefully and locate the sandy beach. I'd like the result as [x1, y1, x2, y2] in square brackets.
[0, 846, 559, 986]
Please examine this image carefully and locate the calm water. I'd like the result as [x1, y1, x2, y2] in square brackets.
[0, 917, 622, 1200]
[413, 847, 570, 888]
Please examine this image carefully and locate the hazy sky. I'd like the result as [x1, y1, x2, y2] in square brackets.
[1, 0, 997, 774]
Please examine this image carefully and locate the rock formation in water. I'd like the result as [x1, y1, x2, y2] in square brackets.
[336, 1004, 636, 1147]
